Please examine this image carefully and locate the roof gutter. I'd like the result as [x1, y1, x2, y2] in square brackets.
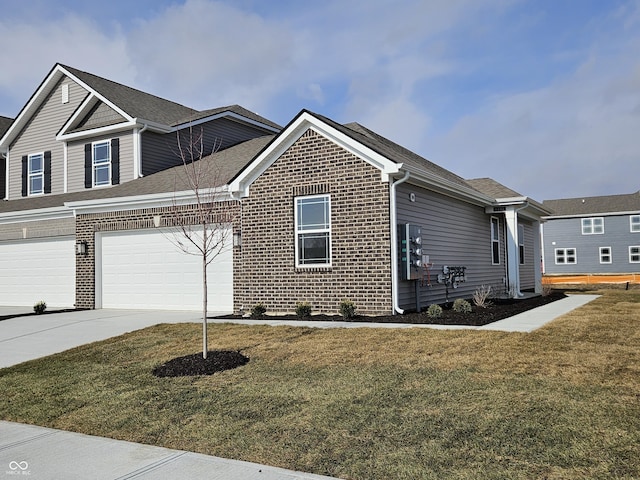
[390, 170, 411, 314]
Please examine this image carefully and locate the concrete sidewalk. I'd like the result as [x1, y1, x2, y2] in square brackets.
[0, 421, 339, 480]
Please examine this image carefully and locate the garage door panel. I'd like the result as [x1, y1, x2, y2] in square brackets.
[100, 229, 232, 312]
[0, 237, 75, 307]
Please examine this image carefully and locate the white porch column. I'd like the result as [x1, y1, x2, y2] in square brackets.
[504, 206, 522, 297]
[533, 220, 542, 293]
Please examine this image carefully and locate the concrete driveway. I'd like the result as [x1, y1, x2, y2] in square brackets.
[0, 308, 207, 369]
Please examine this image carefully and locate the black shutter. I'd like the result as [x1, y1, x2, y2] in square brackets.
[111, 138, 120, 185]
[44, 150, 52, 194]
[84, 143, 92, 188]
[21, 156, 28, 197]
[0, 157, 6, 199]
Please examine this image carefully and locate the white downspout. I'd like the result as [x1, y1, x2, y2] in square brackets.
[391, 170, 410, 314]
[135, 124, 148, 178]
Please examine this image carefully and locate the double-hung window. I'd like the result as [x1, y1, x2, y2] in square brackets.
[630, 246, 640, 263]
[93, 141, 111, 187]
[491, 217, 500, 265]
[582, 217, 604, 235]
[599, 247, 612, 264]
[631, 215, 640, 233]
[28, 153, 44, 195]
[295, 195, 331, 267]
[555, 248, 577, 265]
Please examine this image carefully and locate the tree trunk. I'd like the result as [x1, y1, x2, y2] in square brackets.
[202, 236, 208, 359]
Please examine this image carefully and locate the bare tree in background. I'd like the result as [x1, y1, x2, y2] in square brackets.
[163, 126, 236, 359]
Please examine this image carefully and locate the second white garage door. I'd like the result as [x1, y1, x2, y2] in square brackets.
[97, 229, 233, 312]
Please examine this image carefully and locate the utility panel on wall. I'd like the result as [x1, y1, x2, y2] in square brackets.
[399, 224, 423, 280]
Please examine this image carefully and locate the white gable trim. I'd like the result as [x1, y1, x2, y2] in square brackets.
[229, 111, 400, 198]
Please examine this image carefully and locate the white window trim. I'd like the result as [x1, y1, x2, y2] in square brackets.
[294, 194, 332, 268]
[599, 246, 612, 264]
[92, 140, 111, 188]
[630, 246, 640, 263]
[581, 217, 604, 235]
[555, 247, 577, 265]
[491, 217, 500, 265]
[630, 215, 640, 233]
[28, 152, 45, 196]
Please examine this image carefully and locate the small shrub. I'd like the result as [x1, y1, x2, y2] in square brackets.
[426, 304, 443, 319]
[250, 304, 266, 319]
[295, 301, 312, 319]
[453, 298, 472, 313]
[339, 300, 357, 320]
[541, 281, 554, 297]
[33, 301, 47, 315]
[472, 285, 493, 308]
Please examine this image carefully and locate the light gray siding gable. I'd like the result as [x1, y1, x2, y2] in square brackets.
[8, 77, 88, 199]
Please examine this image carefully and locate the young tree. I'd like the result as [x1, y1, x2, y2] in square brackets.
[164, 126, 237, 359]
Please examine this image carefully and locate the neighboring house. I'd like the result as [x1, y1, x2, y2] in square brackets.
[0, 63, 279, 308]
[542, 191, 640, 282]
[0, 64, 551, 316]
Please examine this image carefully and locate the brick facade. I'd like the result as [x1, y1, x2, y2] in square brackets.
[0, 217, 75, 241]
[236, 129, 393, 316]
[75, 201, 240, 309]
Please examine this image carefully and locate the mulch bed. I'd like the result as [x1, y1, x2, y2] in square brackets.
[214, 291, 568, 328]
[152, 350, 249, 377]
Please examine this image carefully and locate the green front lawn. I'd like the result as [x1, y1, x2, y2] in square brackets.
[1, 289, 639, 479]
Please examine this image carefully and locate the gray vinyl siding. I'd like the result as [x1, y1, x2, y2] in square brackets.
[141, 117, 272, 176]
[396, 184, 507, 310]
[75, 101, 127, 130]
[67, 131, 134, 190]
[8, 77, 88, 199]
[518, 220, 536, 290]
[543, 214, 640, 274]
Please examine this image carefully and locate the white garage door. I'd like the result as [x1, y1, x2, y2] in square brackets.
[0, 236, 75, 307]
[97, 229, 233, 312]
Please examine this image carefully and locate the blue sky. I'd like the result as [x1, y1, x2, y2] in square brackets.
[1, 0, 639, 201]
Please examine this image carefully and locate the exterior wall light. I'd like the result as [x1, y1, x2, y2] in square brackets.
[233, 232, 242, 247]
[76, 241, 88, 256]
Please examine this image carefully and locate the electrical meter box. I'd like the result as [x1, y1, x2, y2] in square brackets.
[399, 224, 423, 280]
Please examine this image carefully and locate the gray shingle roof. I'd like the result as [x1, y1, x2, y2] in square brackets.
[466, 178, 523, 198]
[61, 65, 281, 130]
[0, 116, 12, 137]
[0, 135, 274, 214]
[543, 191, 640, 216]
[308, 113, 476, 192]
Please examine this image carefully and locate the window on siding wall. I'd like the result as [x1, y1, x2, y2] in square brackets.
[631, 215, 640, 233]
[22, 151, 51, 196]
[28, 153, 44, 195]
[599, 247, 612, 264]
[555, 248, 577, 264]
[295, 195, 331, 267]
[582, 217, 604, 234]
[518, 224, 525, 265]
[630, 246, 640, 263]
[93, 141, 111, 186]
[85, 139, 119, 188]
[491, 217, 500, 265]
